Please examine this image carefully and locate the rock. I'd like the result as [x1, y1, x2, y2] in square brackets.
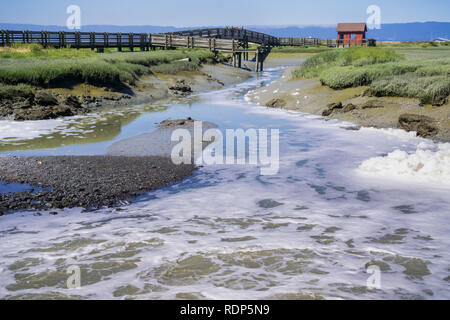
[14, 107, 56, 121]
[12, 98, 33, 110]
[34, 91, 58, 106]
[169, 80, 192, 94]
[361, 100, 384, 109]
[361, 88, 371, 97]
[49, 211, 58, 216]
[342, 103, 357, 113]
[432, 97, 448, 107]
[398, 114, 439, 138]
[64, 95, 82, 109]
[52, 105, 74, 117]
[322, 102, 343, 116]
[266, 98, 287, 108]
[159, 117, 195, 127]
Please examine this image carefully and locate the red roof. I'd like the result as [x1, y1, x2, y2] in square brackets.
[337, 23, 367, 33]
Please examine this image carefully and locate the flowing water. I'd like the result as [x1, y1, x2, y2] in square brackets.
[0, 64, 449, 300]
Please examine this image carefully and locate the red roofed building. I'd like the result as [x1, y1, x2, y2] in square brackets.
[337, 23, 367, 47]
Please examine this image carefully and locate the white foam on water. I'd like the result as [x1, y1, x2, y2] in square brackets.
[358, 143, 450, 187]
[0, 119, 67, 141]
[0, 114, 99, 143]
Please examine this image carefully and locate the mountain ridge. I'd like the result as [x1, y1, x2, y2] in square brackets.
[0, 22, 448, 41]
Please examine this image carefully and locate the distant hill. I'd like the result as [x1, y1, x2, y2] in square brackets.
[1, 22, 449, 41]
[248, 22, 450, 41]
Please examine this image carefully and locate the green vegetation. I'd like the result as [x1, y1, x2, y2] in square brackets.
[0, 83, 33, 100]
[370, 75, 450, 105]
[378, 41, 450, 48]
[292, 46, 450, 104]
[0, 43, 96, 59]
[0, 46, 222, 92]
[292, 47, 403, 78]
[151, 60, 200, 74]
[270, 46, 333, 53]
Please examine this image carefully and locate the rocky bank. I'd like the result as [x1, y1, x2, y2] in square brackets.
[246, 67, 450, 142]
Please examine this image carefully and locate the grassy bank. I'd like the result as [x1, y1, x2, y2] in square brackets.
[292, 46, 450, 105]
[271, 46, 333, 53]
[0, 45, 223, 95]
[0, 43, 97, 59]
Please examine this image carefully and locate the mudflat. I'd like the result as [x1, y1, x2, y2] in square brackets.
[0, 155, 196, 214]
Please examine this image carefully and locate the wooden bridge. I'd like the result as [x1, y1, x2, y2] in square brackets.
[0, 27, 375, 71]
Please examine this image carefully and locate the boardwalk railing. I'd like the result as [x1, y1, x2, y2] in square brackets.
[169, 27, 280, 46]
[278, 37, 337, 47]
[0, 29, 375, 51]
[0, 30, 245, 52]
[336, 38, 376, 47]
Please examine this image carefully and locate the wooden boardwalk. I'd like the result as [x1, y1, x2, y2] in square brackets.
[169, 27, 280, 46]
[0, 27, 375, 71]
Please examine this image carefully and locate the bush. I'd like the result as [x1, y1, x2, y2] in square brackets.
[369, 75, 450, 104]
[319, 62, 419, 89]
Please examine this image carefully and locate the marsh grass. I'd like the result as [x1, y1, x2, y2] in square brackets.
[271, 46, 332, 53]
[0, 48, 220, 89]
[369, 75, 450, 105]
[0, 84, 33, 100]
[292, 47, 402, 79]
[0, 43, 96, 59]
[151, 60, 200, 74]
[292, 46, 450, 104]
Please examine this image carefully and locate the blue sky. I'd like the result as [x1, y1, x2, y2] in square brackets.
[1, 0, 449, 27]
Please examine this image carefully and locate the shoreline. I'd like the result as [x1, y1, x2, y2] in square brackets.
[0, 117, 219, 214]
[246, 65, 450, 143]
[0, 61, 250, 214]
[0, 155, 196, 215]
[0, 62, 251, 121]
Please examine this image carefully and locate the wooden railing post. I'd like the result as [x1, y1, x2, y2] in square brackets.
[128, 33, 133, 51]
[89, 32, 94, 50]
[117, 33, 122, 51]
[104, 32, 108, 48]
[75, 31, 80, 49]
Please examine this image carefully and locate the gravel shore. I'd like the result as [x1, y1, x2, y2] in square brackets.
[0, 156, 196, 214]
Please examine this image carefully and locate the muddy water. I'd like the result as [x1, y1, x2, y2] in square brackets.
[0, 61, 449, 300]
